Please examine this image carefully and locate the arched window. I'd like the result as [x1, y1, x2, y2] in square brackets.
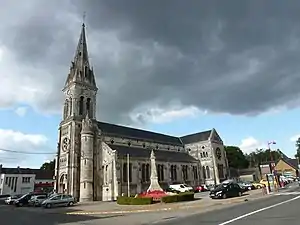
[86, 98, 91, 116]
[202, 166, 206, 179]
[84, 66, 88, 78]
[141, 164, 146, 182]
[63, 99, 69, 119]
[105, 165, 108, 184]
[145, 164, 150, 182]
[79, 96, 84, 115]
[206, 166, 210, 179]
[68, 98, 72, 116]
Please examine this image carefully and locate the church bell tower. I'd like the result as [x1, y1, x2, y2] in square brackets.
[55, 23, 98, 200]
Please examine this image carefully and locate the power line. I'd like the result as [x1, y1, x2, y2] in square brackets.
[0, 148, 55, 155]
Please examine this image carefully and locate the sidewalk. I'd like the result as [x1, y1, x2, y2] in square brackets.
[66, 189, 266, 215]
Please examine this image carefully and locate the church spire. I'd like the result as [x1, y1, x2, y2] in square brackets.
[64, 23, 97, 90]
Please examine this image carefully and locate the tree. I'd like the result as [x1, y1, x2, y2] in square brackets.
[40, 159, 55, 171]
[295, 137, 300, 159]
[224, 146, 249, 169]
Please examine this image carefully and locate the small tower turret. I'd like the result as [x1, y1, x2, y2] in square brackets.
[80, 113, 95, 202]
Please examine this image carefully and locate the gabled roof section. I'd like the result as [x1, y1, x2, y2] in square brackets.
[180, 130, 212, 144]
[279, 158, 299, 170]
[109, 144, 197, 163]
[98, 121, 182, 145]
[209, 128, 223, 144]
[0, 167, 54, 179]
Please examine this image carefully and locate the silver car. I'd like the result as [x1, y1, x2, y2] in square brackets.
[41, 194, 75, 208]
[28, 195, 48, 207]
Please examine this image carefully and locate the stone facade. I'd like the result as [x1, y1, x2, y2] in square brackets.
[54, 23, 229, 202]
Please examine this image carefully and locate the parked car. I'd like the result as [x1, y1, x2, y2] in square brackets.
[238, 182, 254, 191]
[194, 184, 209, 192]
[41, 194, 76, 208]
[15, 192, 47, 207]
[28, 195, 48, 207]
[169, 184, 194, 193]
[209, 181, 242, 199]
[5, 195, 22, 205]
[251, 182, 264, 189]
[165, 187, 180, 194]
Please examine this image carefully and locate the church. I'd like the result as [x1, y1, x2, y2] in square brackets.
[54, 23, 229, 202]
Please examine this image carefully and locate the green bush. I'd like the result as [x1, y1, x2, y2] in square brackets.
[161, 192, 194, 203]
[117, 196, 153, 205]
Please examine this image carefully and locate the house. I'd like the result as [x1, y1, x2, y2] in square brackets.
[0, 164, 54, 195]
[0, 165, 35, 195]
[274, 158, 299, 177]
[237, 168, 261, 182]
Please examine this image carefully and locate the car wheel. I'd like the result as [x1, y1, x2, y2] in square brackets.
[46, 203, 52, 208]
[18, 203, 23, 207]
[257, 186, 261, 189]
[68, 201, 74, 206]
[222, 194, 227, 199]
[238, 192, 242, 197]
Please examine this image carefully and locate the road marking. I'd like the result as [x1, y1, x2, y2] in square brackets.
[219, 195, 300, 225]
[275, 192, 300, 196]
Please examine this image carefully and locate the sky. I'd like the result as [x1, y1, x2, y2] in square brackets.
[0, 0, 300, 168]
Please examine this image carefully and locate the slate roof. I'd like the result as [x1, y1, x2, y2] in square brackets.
[108, 144, 198, 163]
[0, 167, 54, 180]
[281, 158, 299, 170]
[98, 121, 183, 145]
[180, 130, 212, 144]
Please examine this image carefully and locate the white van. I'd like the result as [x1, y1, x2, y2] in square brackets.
[169, 184, 194, 193]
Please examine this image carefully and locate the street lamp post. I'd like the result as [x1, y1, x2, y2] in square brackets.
[267, 141, 276, 193]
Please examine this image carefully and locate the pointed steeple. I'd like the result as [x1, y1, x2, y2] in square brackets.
[64, 23, 97, 90]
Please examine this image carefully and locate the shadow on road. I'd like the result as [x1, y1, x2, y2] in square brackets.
[0, 205, 124, 225]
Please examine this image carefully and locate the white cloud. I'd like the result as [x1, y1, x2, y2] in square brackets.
[0, 129, 52, 168]
[290, 134, 300, 142]
[14, 106, 28, 117]
[239, 137, 265, 154]
[130, 105, 204, 124]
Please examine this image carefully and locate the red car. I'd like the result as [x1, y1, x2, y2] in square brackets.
[195, 185, 209, 192]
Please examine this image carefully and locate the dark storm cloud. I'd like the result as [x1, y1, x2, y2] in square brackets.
[2, 0, 300, 124]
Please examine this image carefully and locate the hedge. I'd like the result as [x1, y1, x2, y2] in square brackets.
[117, 196, 153, 205]
[161, 192, 194, 203]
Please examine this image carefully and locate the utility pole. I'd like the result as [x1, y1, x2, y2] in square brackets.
[127, 154, 130, 197]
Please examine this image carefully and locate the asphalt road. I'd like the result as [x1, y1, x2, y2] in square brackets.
[0, 185, 298, 225]
[154, 187, 300, 225]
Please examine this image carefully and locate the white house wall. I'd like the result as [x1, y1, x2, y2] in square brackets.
[0, 174, 35, 195]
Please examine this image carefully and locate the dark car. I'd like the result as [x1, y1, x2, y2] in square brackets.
[209, 182, 242, 199]
[14, 192, 48, 207]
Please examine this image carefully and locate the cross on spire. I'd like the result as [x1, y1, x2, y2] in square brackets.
[82, 11, 86, 26]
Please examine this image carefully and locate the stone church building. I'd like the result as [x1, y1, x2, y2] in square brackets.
[54, 24, 229, 202]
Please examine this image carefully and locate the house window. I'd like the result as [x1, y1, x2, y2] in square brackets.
[22, 177, 31, 183]
[122, 163, 132, 183]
